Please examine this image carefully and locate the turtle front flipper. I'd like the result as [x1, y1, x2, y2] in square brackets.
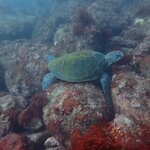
[100, 72, 111, 99]
[100, 72, 115, 120]
[41, 72, 57, 90]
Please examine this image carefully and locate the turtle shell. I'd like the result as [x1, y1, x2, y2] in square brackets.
[48, 50, 106, 82]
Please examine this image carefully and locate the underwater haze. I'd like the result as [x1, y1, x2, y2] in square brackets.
[0, 0, 150, 150]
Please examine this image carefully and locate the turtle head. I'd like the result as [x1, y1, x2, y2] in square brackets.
[105, 51, 124, 66]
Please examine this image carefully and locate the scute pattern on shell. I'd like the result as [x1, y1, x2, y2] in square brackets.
[48, 50, 105, 82]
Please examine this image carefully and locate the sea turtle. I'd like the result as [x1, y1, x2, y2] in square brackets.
[41, 50, 124, 98]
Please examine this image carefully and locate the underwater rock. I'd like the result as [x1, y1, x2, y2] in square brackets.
[110, 22, 146, 49]
[109, 114, 150, 149]
[110, 36, 138, 48]
[32, 0, 93, 43]
[50, 23, 98, 56]
[88, 0, 133, 29]
[0, 133, 35, 150]
[112, 71, 150, 126]
[136, 55, 150, 78]
[0, 94, 26, 137]
[0, 40, 52, 97]
[26, 131, 51, 149]
[70, 114, 150, 150]
[43, 82, 110, 146]
[33, 0, 137, 52]
[110, 18, 150, 50]
[18, 92, 48, 131]
[0, 117, 11, 138]
[32, 15, 67, 43]
[133, 34, 150, 56]
[0, 91, 8, 97]
[131, 35, 150, 77]
[51, 0, 137, 54]
[122, 26, 145, 41]
[44, 137, 62, 149]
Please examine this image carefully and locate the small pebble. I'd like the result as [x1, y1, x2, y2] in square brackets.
[44, 137, 60, 148]
[131, 101, 141, 108]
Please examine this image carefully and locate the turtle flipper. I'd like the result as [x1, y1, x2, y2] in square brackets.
[41, 72, 57, 90]
[100, 72, 115, 121]
[100, 72, 111, 99]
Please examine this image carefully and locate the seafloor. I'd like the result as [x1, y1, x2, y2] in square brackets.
[0, 0, 150, 150]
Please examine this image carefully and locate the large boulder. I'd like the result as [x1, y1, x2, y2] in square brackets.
[0, 40, 52, 97]
[0, 94, 26, 137]
[43, 82, 111, 145]
[112, 71, 150, 126]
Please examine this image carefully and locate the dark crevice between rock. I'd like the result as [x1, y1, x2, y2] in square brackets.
[91, 26, 126, 54]
[0, 63, 9, 92]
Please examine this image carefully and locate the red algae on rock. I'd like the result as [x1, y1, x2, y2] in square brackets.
[70, 124, 110, 150]
[109, 114, 150, 150]
[0, 94, 26, 137]
[0, 133, 35, 150]
[18, 92, 48, 130]
[70, 114, 150, 150]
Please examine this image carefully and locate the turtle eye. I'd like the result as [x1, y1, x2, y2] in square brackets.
[117, 54, 121, 59]
[116, 53, 124, 61]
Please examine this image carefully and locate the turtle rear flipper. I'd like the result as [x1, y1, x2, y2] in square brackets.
[100, 72, 111, 99]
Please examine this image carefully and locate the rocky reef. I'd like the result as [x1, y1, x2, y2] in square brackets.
[0, 0, 150, 149]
